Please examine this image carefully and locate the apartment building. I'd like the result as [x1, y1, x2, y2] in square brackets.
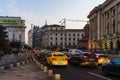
[31, 24, 84, 50]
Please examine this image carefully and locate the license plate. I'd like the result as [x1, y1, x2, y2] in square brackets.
[89, 59, 94, 61]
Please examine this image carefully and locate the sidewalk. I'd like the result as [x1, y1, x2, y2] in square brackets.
[0, 61, 48, 80]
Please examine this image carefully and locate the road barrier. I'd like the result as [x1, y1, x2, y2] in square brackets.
[55, 74, 61, 80]
[48, 70, 53, 78]
[33, 56, 62, 80]
[0, 67, 4, 73]
[9, 64, 14, 69]
[43, 66, 48, 73]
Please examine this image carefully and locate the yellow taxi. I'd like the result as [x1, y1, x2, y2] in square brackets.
[95, 53, 110, 65]
[46, 51, 68, 67]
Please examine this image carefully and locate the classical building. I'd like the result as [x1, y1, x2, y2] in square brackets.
[0, 16, 26, 49]
[31, 24, 84, 50]
[88, 0, 120, 53]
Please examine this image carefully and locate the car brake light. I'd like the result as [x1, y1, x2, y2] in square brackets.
[83, 56, 88, 59]
[62, 58, 68, 60]
[52, 58, 56, 60]
[96, 56, 100, 59]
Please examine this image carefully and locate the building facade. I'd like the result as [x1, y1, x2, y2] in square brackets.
[0, 16, 26, 49]
[31, 24, 84, 50]
[78, 23, 89, 51]
[88, 0, 120, 53]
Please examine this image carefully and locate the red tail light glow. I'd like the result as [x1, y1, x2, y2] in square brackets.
[52, 58, 56, 60]
[83, 56, 88, 59]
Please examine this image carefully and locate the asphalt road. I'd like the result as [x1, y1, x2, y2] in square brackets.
[40, 60, 120, 80]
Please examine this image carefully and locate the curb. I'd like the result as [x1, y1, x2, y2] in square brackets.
[33, 56, 61, 80]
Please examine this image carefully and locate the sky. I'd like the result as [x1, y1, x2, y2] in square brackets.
[0, 0, 106, 43]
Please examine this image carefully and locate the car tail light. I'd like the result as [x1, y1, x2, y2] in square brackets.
[83, 56, 88, 59]
[96, 56, 100, 59]
[52, 58, 56, 60]
[62, 58, 68, 60]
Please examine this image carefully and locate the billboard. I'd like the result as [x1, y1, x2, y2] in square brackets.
[0, 20, 19, 24]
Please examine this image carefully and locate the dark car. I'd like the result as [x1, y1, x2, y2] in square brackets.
[102, 57, 120, 76]
[39, 52, 50, 61]
[70, 52, 98, 67]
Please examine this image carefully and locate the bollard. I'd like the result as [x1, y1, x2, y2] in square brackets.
[27, 60, 29, 63]
[17, 62, 20, 66]
[22, 61, 25, 65]
[40, 64, 44, 70]
[48, 70, 53, 78]
[9, 64, 14, 69]
[0, 67, 5, 73]
[37, 62, 41, 68]
[43, 66, 48, 73]
[55, 74, 61, 80]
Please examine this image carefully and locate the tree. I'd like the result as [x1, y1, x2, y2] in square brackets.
[0, 25, 9, 53]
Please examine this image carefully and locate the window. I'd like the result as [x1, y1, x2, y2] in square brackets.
[112, 9, 116, 16]
[61, 38, 63, 40]
[73, 38, 75, 40]
[56, 33, 57, 36]
[56, 28, 57, 30]
[73, 43, 75, 45]
[50, 42, 53, 46]
[69, 34, 71, 36]
[81, 34, 84, 37]
[73, 34, 75, 36]
[113, 20, 115, 33]
[107, 12, 109, 19]
[50, 33, 52, 35]
[69, 43, 71, 46]
[107, 22, 110, 34]
[61, 28, 63, 30]
[56, 37, 58, 40]
[50, 37, 53, 40]
[61, 43, 63, 46]
[69, 38, 71, 40]
[77, 34, 79, 36]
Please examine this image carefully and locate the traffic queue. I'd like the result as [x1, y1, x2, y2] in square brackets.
[32, 49, 120, 76]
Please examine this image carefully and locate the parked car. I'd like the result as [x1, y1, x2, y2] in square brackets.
[46, 51, 68, 67]
[70, 52, 98, 67]
[95, 53, 110, 65]
[102, 57, 120, 76]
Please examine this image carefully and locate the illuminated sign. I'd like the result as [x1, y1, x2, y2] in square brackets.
[0, 20, 19, 24]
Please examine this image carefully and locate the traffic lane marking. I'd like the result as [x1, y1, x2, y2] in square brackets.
[88, 72, 112, 80]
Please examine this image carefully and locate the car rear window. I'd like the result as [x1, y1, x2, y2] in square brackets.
[83, 53, 96, 57]
[99, 55, 108, 58]
[53, 54, 64, 56]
